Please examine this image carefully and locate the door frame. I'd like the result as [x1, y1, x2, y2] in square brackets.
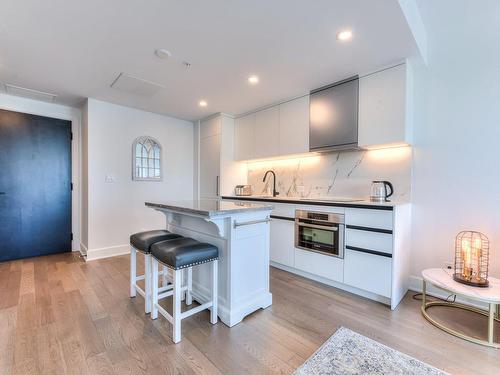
[0, 93, 81, 252]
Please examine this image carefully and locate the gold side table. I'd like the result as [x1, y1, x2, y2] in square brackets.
[421, 268, 500, 348]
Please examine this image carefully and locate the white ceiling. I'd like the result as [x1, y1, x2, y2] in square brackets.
[0, 0, 420, 121]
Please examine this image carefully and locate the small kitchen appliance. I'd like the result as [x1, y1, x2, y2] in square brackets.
[234, 185, 252, 196]
[370, 181, 394, 202]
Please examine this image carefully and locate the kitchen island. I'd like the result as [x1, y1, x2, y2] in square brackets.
[145, 199, 273, 327]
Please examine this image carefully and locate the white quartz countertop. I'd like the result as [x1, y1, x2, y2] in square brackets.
[145, 199, 273, 218]
[221, 195, 409, 209]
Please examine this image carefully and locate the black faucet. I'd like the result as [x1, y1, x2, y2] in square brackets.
[262, 170, 279, 197]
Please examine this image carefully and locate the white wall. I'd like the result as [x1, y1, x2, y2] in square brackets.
[84, 98, 194, 260]
[411, 0, 500, 278]
[0, 93, 82, 251]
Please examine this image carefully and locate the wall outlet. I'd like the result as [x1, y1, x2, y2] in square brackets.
[444, 261, 453, 270]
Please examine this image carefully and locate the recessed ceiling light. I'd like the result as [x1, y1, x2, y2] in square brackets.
[248, 75, 259, 84]
[155, 49, 172, 59]
[336, 30, 353, 41]
[199, 100, 207, 107]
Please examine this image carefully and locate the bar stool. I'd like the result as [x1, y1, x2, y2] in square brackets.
[129, 230, 181, 313]
[150, 237, 219, 343]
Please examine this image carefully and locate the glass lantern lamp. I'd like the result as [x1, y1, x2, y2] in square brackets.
[453, 231, 489, 287]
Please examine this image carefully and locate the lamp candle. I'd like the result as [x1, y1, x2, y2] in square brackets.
[461, 239, 472, 280]
[454, 231, 489, 287]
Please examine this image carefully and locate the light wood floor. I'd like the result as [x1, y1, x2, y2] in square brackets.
[1, 252, 499, 375]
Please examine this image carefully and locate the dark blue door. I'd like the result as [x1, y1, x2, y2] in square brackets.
[0, 109, 72, 261]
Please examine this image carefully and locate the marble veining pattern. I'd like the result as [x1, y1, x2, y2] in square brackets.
[294, 327, 449, 375]
[423, 268, 500, 303]
[248, 148, 411, 200]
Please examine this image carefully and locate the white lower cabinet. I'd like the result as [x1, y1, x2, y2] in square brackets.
[345, 228, 393, 255]
[343, 249, 392, 298]
[295, 249, 344, 283]
[270, 218, 295, 267]
[223, 198, 411, 309]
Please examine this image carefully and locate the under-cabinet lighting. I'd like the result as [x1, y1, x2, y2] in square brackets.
[246, 154, 321, 169]
[363, 142, 409, 150]
[366, 146, 411, 162]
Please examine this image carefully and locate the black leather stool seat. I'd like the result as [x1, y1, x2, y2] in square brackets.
[130, 230, 182, 253]
[151, 237, 219, 270]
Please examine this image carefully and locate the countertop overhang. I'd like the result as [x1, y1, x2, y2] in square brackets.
[145, 199, 273, 218]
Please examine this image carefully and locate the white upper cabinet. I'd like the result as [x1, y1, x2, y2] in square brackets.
[234, 113, 255, 161]
[358, 63, 413, 149]
[235, 95, 309, 160]
[254, 106, 280, 158]
[199, 133, 220, 198]
[200, 115, 221, 139]
[199, 116, 221, 198]
[199, 114, 247, 197]
[279, 96, 309, 155]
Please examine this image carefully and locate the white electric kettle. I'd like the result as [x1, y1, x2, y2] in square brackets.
[370, 181, 394, 202]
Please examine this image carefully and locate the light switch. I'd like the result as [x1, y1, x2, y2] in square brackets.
[105, 174, 116, 183]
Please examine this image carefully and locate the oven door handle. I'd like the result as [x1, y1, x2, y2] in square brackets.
[296, 222, 339, 231]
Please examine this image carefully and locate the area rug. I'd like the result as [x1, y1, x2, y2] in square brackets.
[294, 327, 449, 375]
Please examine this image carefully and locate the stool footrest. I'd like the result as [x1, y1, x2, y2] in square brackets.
[134, 285, 146, 298]
[158, 285, 173, 293]
[154, 304, 173, 324]
[158, 285, 186, 300]
[181, 302, 212, 320]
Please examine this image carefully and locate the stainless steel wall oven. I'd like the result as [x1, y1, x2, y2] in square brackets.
[295, 210, 345, 258]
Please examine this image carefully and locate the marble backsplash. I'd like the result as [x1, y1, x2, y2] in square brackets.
[246, 147, 412, 200]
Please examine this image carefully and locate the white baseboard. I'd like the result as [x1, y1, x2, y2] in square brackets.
[85, 244, 130, 261]
[79, 242, 88, 256]
[408, 275, 487, 309]
[72, 241, 81, 252]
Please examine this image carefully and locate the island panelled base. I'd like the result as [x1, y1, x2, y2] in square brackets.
[147, 200, 273, 327]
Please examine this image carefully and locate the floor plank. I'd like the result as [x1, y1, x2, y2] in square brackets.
[1, 252, 499, 375]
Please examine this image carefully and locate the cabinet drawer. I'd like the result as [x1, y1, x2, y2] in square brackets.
[270, 202, 296, 218]
[345, 208, 393, 230]
[345, 228, 393, 255]
[294, 249, 343, 283]
[344, 249, 391, 297]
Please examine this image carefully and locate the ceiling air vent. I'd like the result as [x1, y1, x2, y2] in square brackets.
[110, 73, 165, 97]
[4, 84, 57, 102]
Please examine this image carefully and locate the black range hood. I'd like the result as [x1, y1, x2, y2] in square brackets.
[309, 76, 359, 152]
